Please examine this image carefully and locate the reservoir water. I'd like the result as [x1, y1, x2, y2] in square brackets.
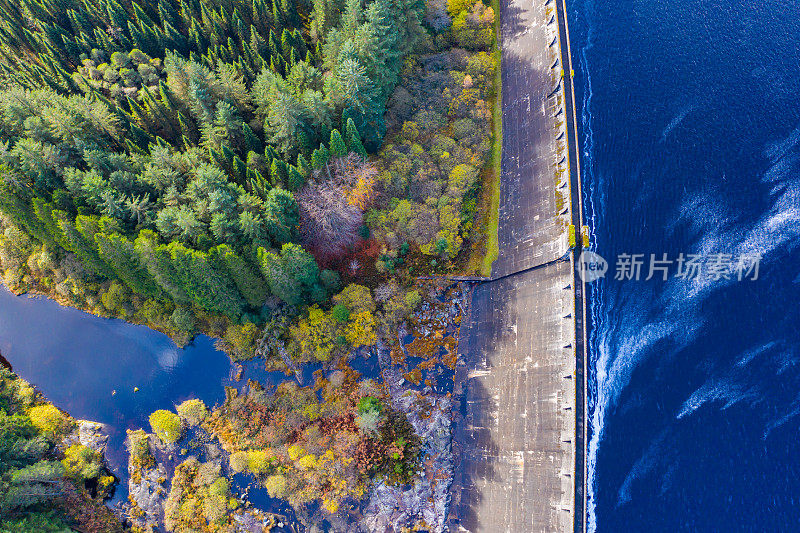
[0, 285, 234, 475]
[0, 284, 298, 515]
[573, 0, 800, 530]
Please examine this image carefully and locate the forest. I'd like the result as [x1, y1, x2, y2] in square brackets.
[0, 0, 498, 528]
[0, 368, 122, 532]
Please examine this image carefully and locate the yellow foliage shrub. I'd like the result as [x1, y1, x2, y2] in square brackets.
[447, 0, 473, 16]
[288, 445, 305, 461]
[297, 454, 317, 470]
[28, 404, 71, 434]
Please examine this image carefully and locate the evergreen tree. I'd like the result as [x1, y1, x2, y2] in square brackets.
[311, 144, 330, 170]
[257, 243, 321, 306]
[297, 153, 312, 177]
[345, 117, 368, 156]
[96, 230, 161, 298]
[263, 187, 299, 244]
[270, 158, 289, 185]
[57, 214, 113, 278]
[329, 129, 347, 158]
[211, 244, 269, 308]
[288, 165, 305, 190]
[32, 199, 68, 250]
[167, 241, 245, 317]
[134, 230, 191, 303]
[0, 176, 48, 244]
[281, 0, 300, 27]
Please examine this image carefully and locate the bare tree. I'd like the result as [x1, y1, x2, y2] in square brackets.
[298, 153, 379, 261]
[296, 182, 362, 261]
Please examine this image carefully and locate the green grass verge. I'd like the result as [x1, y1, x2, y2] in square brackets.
[481, 45, 503, 277]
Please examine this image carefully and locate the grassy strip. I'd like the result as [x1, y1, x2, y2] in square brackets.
[480, 16, 503, 277]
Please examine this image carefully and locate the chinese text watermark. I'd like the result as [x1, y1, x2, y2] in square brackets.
[578, 252, 761, 283]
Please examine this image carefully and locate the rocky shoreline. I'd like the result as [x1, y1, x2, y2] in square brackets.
[34, 282, 470, 533]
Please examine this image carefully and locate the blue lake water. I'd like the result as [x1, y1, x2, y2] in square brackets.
[572, 0, 800, 530]
[0, 286, 235, 474]
[0, 285, 299, 518]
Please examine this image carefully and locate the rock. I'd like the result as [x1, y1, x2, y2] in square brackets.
[61, 420, 110, 457]
[78, 420, 110, 456]
[124, 434, 168, 530]
[360, 395, 454, 533]
[232, 508, 276, 532]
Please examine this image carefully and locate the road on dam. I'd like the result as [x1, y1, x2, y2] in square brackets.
[448, 0, 584, 529]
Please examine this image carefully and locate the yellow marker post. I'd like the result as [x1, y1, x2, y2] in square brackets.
[571, 69, 575, 78]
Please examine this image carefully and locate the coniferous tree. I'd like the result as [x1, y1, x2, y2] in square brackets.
[262, 187, 299, 244]
[258, 243, 322, 306]
[311, 144, 330, 170]
[0, 177, 48, 244]
[211, 244, 269, 308]
[345, 117, 368, 156]
[32, 199, 68, 250]
[134, 229, 191, 303]
[96, 230, 161, 298]
[167, 241, 244, 317]
[0, 0, 430, 328]
[57, 214, 113, 278]
[270, 158, 289, 185]
[329, 129, 347, 158]
[297, 153, 312, 177]
[287, 165, 305, 191]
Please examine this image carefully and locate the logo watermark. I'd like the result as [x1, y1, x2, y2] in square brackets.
[577, 252, 761, 283]
[578, 251, 608, 282]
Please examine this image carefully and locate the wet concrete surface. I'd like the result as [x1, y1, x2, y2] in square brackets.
[452, 264, 574, 532]
[448, 0, 577, 529]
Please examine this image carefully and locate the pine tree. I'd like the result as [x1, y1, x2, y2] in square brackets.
[0, 176, 48, 244]
[297, 153, 312, 177]
[96, 230, 161, 298]
[32, 199, 69, 250]
[167, 241, 244, 317]
[345, 117, 368, 156]
[287, 165, 304, 191]
[57, 214, 113, 278]
[211, 244, 269, 308]
[269, 158, 288, 185]
[281, 0, 299, 27]
[134, 229, 191, 303]
[280, 29, 293, 61]
[263, 187, 299, 244]
[257, 243, 322, 306]
[311, 144, 330, 170]
[329, 129, 347, 158]
[233, 156, 247, 184]
[242, 123, 262, 153]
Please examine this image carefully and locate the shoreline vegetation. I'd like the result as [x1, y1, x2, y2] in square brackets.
[0, 0, 500, 529]
[0, 367, 123, 533]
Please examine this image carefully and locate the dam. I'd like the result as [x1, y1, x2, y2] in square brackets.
[448, 0, 588, 530]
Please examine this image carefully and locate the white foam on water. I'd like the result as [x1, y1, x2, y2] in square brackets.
[586, 109, 800, 531]
[615, 429, 669, 507]
[765, 124, 800, 163]
[735, 341, 776, 367]
[763, 391, 800, 439]
[660, 105, 694, 143]
[676, 372, 760, 420]
[587, 275, 705, 528]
